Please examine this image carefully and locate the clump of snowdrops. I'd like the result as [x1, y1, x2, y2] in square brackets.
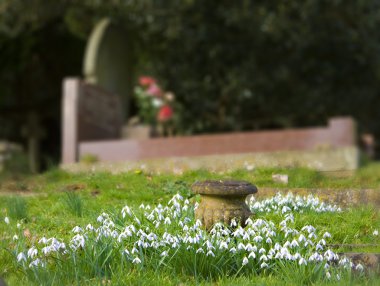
[7, 193, 362, 283]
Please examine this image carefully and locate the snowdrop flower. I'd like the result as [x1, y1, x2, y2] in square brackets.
[298, 234, 306, 243]
[324, 249, 338, 261]
[260, 262, 268, 268]
[373, 229, 379, 236]
[242, 232, 250, 240]
[308, 233, 317, 239]
[219, 241, 228, 250]
[326, 271, 331, 279]
[248, 252, 256, 259]
[38, 237, 48, 244]
[260, 254, 268, 261]
[70, 234, 85, 249]
[160, 250, 168, 257]
[298, 257, 307, 265]
[206, 250, 215, 257]
[196, 248, 204, 254]
[29, 258, 42, 268]
[229, 247, 237, 253]
[259, 248, 266, 254]
[355, 263, 364, 271]
[27, 247, 38, 259]
[17, 252, 27, 262]
[72, 226, 83, 233]
[121, 206, 132, 218]
[132, 257, 141, 264]
[97, 215, 104, 223]
[4, 217, 10, 224]
[316, 244, 323, 251]
[86, 224, 94, 231]
[17, 223, 21, 229]
[13, 235, 19, 241]
[164, 217, 171, 225]
[319, 239, 326, 246]
[242, 257, 249, 266]
[245, 218, 254, 225]
[323, 232, 331, 239]
[245, 243, 254, 251]
[266, 237, 272, 244]
[42, 246, 51, 255]
[293, 252, 301, 260]
[290, 239, 299, 248]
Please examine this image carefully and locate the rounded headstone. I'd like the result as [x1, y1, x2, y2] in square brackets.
[83, 18, 133, 119]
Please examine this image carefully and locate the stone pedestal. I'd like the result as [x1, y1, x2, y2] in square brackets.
[191, 180, 258, 229]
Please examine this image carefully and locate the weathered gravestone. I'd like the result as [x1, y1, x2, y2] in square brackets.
[0, 141, 22, 172]
[83, 18, 134, 120]
[62, 78, 123, 164]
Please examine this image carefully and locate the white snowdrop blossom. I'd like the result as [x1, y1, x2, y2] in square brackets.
[121, 206, 132, 218]
[17, 252, 27, 262]
[72, 226, 83, 233]
[242, 256, 249, 266]
[299, 257, 307, 265]
[27, 247, 38, 259]
[132, 257, 141, 264]
[323, 232, 331, 239]
[355, 263, 364, 271]
[4, 217, 10, 224]
[373, 229, 378, 236]
[326, 271, 331, 279]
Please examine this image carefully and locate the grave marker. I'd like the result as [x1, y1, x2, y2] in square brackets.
[62, 78, 123, 164]
[83, 18, 134, 120]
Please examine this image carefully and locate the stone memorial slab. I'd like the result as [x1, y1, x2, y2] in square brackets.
[62, 78, 123, 164]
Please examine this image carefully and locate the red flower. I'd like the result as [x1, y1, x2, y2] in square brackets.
[157, 105, 173, 122]
[139, 76, 156, 86]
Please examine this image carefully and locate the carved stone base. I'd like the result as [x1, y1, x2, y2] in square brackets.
[195, 195, 253, 229]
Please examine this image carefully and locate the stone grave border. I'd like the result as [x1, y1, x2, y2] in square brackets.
[61, 77, 359, 172]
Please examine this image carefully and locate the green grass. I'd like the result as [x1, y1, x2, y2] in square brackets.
[63, 191, 83, 217]
[5, 196, 28, 221]
[0, 163, 379, 285]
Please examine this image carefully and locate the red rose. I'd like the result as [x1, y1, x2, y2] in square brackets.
[157, 105, 173, 122]
[139, 76, 156, 86]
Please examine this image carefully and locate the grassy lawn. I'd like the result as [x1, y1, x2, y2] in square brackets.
[0, 163, 379, 285]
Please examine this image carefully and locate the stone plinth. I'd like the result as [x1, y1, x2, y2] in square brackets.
[192, 180, 257, 229]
